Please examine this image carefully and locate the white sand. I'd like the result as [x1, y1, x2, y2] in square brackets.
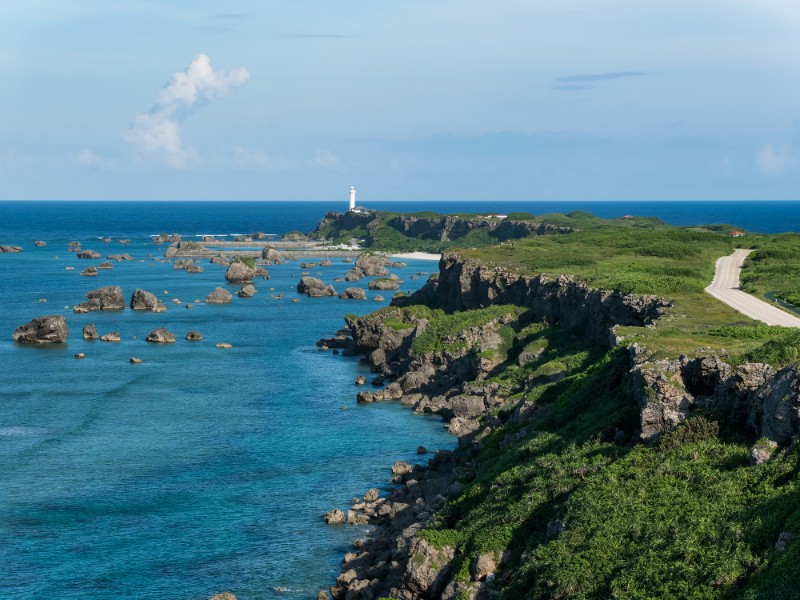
[390, 252, 442, 261]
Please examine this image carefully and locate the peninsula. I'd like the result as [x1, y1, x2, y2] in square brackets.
[317, 209, 800, 600]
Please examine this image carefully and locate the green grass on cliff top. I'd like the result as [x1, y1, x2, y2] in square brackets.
[452, 213, 800, 365]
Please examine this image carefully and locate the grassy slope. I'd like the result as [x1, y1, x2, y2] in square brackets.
[351, 211, 800, 599]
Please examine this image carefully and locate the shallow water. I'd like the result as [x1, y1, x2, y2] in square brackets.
[0, 204, 454, 599]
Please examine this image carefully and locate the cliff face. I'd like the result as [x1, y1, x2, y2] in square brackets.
[325, 252, 800, 600]
[310, 211, 573, 246]
[386, 215, 572, 242]
[403, 253, 670, 345]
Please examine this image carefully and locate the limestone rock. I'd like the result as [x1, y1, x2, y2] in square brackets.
[75, 286, 125, 311]
[146, 327, 175, 343]
[237, 284, 257, 298]
[209, 594, 237, 600]
[216, 342, 233, 348]
[749, 438, 778, 466]
[12, 315, 68, 343]
[262, 247, 283, 263]
[97, 261, 114, 269]
[225, 260, 256, 283]
[324, 509, 346, 524]
[205, 287, 233, 304]
[297, 277, 336, 297]
[344, 268, 363, 282]
[76, 249, 101, 259]
[130, 288, 160, 311]
[80, 266, 98, 277]
[100, 332, 120, 342]
[34, 240, 46, 247]
[186, 330, 204, 341]
[130, 357, 143, 364]
[355, 254, 391, 277]
[339, 287, 366, 300]
[83, 324, 98, 340]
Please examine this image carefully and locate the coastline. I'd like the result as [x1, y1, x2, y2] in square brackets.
[390, 252, 442, 261]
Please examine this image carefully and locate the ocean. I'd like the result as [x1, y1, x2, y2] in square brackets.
[0, 200, 797, 599]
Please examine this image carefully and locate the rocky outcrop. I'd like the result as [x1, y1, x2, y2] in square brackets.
[262, 247, 283, 263]
[356, 254, 391, 277]
[34, 240, 46, 247]
[83, 323, 99, 340]
[297, 277, 336, 297]
[225, 260, 256, 283]
[77, 249, 101, 259]
[80, 266, 97, 277]
[237, 284, 257, 298]
[387, 215, 573, 242]
[75, 286, 125, 311]
[403, 253, 670, 346]
[205, 287, 233, 304]
[146, 327, 175, 343]
[0, 245, 23, 252]
[12, 315, 68, 343]
[339, 287, 367, 300]
[186, 330, 203, 341]
[368, 278, 400, 291]
[130, 289, 162, 311]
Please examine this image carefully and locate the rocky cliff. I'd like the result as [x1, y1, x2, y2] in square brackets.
[385, 215, 572, 242]
[322, 252, 800, 600]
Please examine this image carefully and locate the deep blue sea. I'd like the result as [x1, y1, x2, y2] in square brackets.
[0, 200, 798, 600]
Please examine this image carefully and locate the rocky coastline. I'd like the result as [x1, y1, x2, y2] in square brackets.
[319, 251, 800, 600]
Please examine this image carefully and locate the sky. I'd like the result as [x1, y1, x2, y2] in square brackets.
[0, 0, 798, 201]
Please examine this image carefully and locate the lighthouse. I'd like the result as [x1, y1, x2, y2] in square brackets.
[348, 186, 356, 211]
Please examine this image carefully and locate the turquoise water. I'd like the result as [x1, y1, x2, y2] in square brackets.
[0, 209, 455, 598]
[1, 200, 798, 599]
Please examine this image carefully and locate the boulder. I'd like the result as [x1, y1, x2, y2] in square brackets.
[130, 289, 160, 311]
[100, 332, 121, 342]
[301, 262, 317, 269]
[319, 259, 332, 267]
[205, 287, 233, 304]
[12, 315, 68, 343]
[323, 509, 346, 524]
[355, 254, 391, 276]
[174, 259, 194, 269]
[186, 264, 204, 273]
[77, 250, 101, 259]
[225, 260, 255, 283]
[83, 323, 99, 340]
[339, 287, 366, 300]
[237, 284, 257, 298]
[297, 277, 336, 297]
[146, 327, 175, 343]
[373, 295, 385, 302]
[34, 240, 46, 247]
[186, 330, 203, 341]
[262, 247, 283, 263]
[75, 286, 125, 311]
[355, 375, 367, 386]
[216, 342, 233, 348]
[368, 278, 399, 291]
[391, 261, 407, 268]
[0, 245, 23, 253]
[97, 261, 114, 269]
[130, 357, 143, 364]
[80, 266, 98, 277]
[344, 268, 364, 282]
[209, 594, 237, 600]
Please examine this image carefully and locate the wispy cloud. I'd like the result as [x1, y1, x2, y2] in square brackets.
[232, 147, 274, 170]
[757, 143, 796, 175]
[553, 84, 595, 92]
[123, 54, 249, 169]
[310, 149, 340, 168]
[558, 71, 646, 83]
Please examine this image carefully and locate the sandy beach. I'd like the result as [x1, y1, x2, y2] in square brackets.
[390, 252, 442, 261]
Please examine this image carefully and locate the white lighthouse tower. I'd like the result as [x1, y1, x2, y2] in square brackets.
[348, 186, 356, 211]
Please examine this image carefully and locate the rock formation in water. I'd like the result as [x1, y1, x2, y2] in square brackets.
[12, 315, 68, 343]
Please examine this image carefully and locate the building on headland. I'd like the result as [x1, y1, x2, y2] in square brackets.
[728, 231, 745, 237]
[348, 186, 370, 214]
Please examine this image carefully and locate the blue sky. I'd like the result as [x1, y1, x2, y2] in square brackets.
[0, 0, 798, 201]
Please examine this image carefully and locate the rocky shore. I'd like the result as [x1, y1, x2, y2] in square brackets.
[319, 251, 800, 599]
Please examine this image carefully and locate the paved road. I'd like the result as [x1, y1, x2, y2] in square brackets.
[705, 249, 800, 327]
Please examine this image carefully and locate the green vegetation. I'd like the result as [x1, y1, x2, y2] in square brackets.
[345, 210, 800, 598]
[236, 256, 256, 269]
[413, 327, 800, 599]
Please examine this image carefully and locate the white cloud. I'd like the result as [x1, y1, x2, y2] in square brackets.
[232, 146, 274, 170]
[311, 149, 339, 168]
[77, 148, 102, 166]
[757, 143, 796, 176]
[124, 54, 249, 168]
